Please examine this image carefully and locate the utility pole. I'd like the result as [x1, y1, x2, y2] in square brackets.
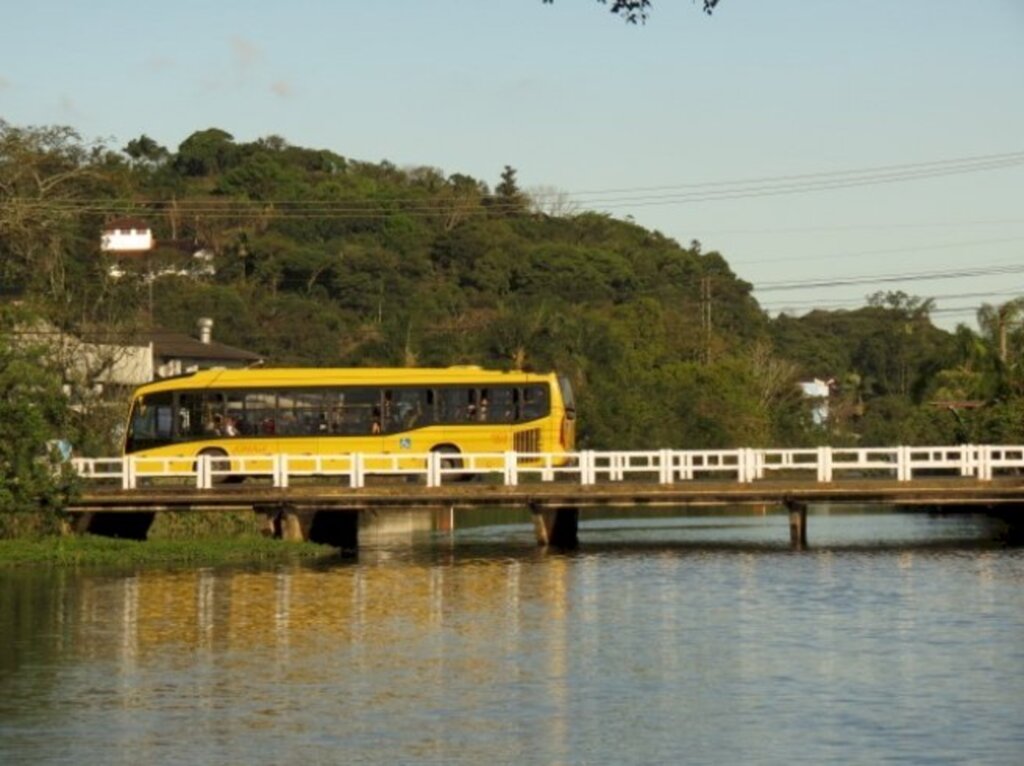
[700, 275, 712, 365]
[147, 252, 154, 329]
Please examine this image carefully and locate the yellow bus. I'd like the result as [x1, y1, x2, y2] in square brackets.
[123, 366, 576, 476]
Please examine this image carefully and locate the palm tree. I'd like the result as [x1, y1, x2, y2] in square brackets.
[978, 297, 1024, 364]
[977, 297, 1024, 397]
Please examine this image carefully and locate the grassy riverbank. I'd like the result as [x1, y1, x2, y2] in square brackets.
[0, 535, 338, 568]
[1, 510, 339, 567]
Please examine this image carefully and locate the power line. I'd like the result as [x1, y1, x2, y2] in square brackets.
[583, 155, 1024, 209]
[732, 236, 1024, 266]
[755, 262, 1024, 293]
[566, 150, 1024, 197]
[760, 287, 1024, 311]
[8, 150, 1024, 217]
[690, 218, 1024, 237]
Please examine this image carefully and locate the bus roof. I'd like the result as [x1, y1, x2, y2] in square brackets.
[132, 366, 559, 395]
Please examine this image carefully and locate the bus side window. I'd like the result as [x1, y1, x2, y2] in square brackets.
[225, 392, 246, 436]
[244, 391, 277, 436]
[386, 388, 427, 432]
[477, 388, 489, 422]
[284, 390, 324, 436]
[440, 387, 470, 424]
[488, 387, 516, 424]
[177, 392, 211, 438]
[425, 389, 436, 425]
[338, 387, 380, 435]
[322, 390, 345, 435]
[521, 385, 549, 421]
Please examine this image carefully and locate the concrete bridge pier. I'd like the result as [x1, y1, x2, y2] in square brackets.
[531, 505, 579, 548]
[258, 505, 361, 551]
[785, 498, 808, 549]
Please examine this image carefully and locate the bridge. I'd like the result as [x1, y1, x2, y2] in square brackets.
[68, 444, 1024, 548]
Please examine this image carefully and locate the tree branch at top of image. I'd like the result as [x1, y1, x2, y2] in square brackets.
[543, 1, 722, 24]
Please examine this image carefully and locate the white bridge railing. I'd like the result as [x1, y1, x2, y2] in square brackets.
[69, 445, 1024, 491]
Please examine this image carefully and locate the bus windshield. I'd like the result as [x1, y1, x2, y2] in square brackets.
[125, 392, 175, 452]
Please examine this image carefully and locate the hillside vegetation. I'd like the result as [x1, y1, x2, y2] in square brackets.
[2, 120, 1023, 523]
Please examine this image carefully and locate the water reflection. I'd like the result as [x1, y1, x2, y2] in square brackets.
[1, 512, 1022, 764]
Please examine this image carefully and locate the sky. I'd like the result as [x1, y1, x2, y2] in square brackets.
[2, 0, 1023, 330]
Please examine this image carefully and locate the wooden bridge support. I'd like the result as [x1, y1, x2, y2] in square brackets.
[531, 506, 579, 548]
[785, 498, 808, 549]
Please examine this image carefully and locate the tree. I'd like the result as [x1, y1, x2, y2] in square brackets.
[527, 185, 580, 217]
[0, 120, 136, 317]
[542, 0, 721, 23]
[976, 297, 1024, 398]
[492, 165, 527, 215]
[0, 309, 76, 535]
[123, 134, 169, 166]
[977, 297, 1024, 366]
[174, 128, 237, 177]
[926, 324, 996, 404]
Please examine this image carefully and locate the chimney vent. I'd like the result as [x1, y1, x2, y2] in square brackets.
[197, 317, 213, 344]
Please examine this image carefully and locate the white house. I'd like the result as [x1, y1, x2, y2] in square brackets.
[100, 217, 154, 253]
[799, 378, 833, 426]
[102, 218, 217, 280]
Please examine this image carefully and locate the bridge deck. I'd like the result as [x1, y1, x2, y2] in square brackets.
[70, 476, 1024, 513]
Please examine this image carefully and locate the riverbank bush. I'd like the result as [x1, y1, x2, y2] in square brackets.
[0, 535, 337, 568]
[148, 510, 270, 540]
[0, 308, 79, 537]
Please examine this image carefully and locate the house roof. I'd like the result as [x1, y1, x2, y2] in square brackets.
[140, 330, 262, 363]
[103, 216, 152, 232]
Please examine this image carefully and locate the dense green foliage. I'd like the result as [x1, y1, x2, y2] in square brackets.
[0, 535, 335, 567]
[1, 117, 1023, 520]
[0, 307, 77, 533]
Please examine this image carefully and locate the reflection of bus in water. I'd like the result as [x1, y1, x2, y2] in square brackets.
[124, 366, 576, 471]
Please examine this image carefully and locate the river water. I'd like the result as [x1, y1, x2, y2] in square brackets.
[2, 508, 1023, 765]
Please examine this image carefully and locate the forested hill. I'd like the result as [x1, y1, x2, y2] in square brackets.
[2, 123, 1022, 452]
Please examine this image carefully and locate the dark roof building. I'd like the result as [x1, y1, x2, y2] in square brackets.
[139, 319, 262, 378]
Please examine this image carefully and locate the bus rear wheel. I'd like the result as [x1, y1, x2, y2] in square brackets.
[431, 445, 471, 482]
[195, 448, 242, 484]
